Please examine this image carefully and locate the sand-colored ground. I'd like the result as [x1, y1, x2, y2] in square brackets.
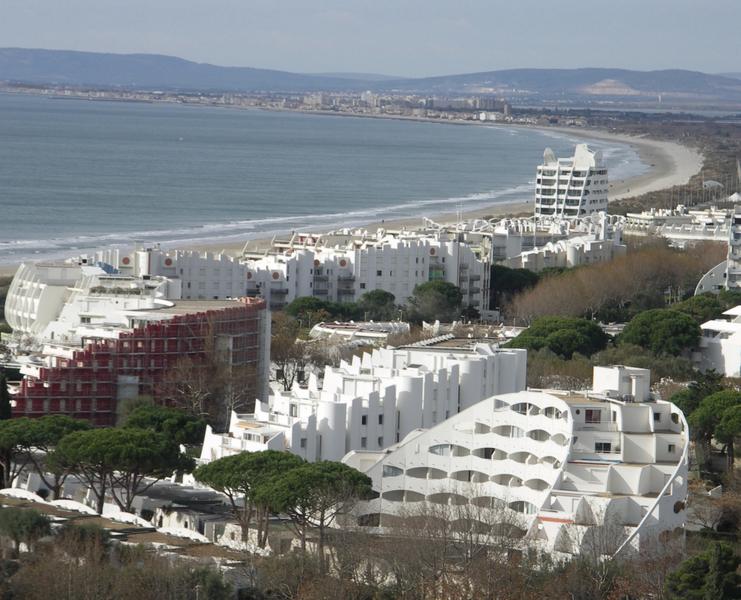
[0, 126, 703, 277]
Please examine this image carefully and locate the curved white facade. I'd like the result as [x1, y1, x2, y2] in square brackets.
[346, 366, 688, 557]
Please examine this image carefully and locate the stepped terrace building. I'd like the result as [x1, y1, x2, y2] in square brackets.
[199, 337, 527, 463]
[535, 144, 609, 219]
[344, 366, 688, 557]
[4, 261, 269, 426]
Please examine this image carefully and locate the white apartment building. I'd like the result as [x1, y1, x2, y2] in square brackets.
[4, 260, 270, 426]
[92, 244, 249, 301]
[344, 366, 688, 558]
[242, 230, 489, 312]
[693, 305, 741, 377]
[535, 144, 609, 219]
[199, 339, 527, 463]
[695, 205, 741, 294]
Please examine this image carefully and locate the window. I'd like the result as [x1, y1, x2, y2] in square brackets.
[653, 412, 661, 422]
[378, 414, 384, 425]
[360, 283, 366, 289]
[376, 270, 382, 276]
[382, 465, 402, 477]
[300, 438, 307, 449]
[584, 409, 601, 424]
[290, 404, 298, 417]
[361, 415, 367, 426]
[361, 437, 367, 448]
[595, 442, 612, 453]
[377, 436, 384, 447]
[80, 316, 91, 324]
[668, 444, 676, 453]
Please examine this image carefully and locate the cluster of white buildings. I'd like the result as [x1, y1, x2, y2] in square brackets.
[200, 338, 527, 463]
[241, 228, 490, 313]
[344, 365, 688, 557]
[198, 352, 689, 557]
[624, 203, 735, 247]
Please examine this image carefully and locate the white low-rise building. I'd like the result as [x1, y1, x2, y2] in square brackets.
[344, 365, 688, 558]
[501, 234, 626, 272]
[694, 306, 741, 377]
[308, 321, 410, 345]
[199, 339, 526, 463]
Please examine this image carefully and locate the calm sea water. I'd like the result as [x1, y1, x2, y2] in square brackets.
[0, 93, 646, 265]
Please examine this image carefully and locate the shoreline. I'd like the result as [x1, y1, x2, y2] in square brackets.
[0, 120, 704, 277]
[175, 124, 704, 258]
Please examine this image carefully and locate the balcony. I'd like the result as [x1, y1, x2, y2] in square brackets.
[270, 287, 289, 295]
[313, 289, 329, 296]
[337, 275, 355, 282]
[313, 275, 329, 282]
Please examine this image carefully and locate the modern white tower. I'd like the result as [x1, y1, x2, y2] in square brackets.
[535, 144, 609, 219]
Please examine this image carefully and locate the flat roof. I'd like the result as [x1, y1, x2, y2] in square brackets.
[701, 319, 741, 333]
[154, 299, 244, 315]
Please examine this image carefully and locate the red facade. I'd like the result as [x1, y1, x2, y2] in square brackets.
[13, 298, 267, 426]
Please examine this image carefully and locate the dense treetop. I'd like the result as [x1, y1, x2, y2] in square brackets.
[506, 316, 609, 359]
[619, 309, 700, 356]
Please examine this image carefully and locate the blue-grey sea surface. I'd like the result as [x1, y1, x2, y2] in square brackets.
[0, 93, 647, 265]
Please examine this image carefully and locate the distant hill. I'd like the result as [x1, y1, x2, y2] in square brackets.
[720, 72, 741, 81]
[376, 68, 741, 103]
[312, 72, 405, 82]
[0, 48, 358, 92]
[1, 48, 741, 105]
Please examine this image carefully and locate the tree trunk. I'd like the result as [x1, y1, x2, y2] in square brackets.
[95, 481, 106, 515]
[318, 510, 326, 574]
[259, 509, 270, 548]
[728, 441, 735, 471]
[1, 456, 10, 489]
[240, 503, 254, 544]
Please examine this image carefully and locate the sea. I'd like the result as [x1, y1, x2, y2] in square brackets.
[0, 93, 648, 266]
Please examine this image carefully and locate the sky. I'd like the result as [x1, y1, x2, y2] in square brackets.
[1, 0, 739, 77]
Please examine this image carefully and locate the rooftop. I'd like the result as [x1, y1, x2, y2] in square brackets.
[154, 299, 250, 315]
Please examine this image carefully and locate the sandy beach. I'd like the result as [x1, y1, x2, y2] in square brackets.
[0, 124, 703, 278]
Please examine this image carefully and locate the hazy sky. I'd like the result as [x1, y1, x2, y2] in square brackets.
[2, 0, 739, 76]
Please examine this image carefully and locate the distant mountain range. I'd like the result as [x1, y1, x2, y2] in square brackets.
[2, 48, 741, 105]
